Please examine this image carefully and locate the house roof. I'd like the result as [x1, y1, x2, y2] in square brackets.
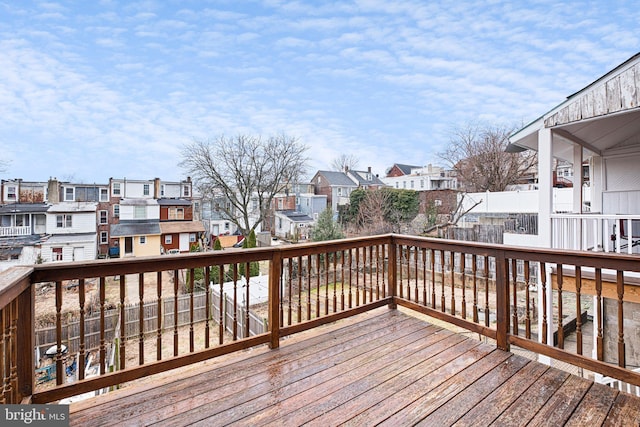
[392, 164, 420, 175]
[159, 221, 205, 234]
[0, 203, 50, 214]
[47, 202, 97, 213]
[111, 221, 161, 237]
[157, 198, 192, 206]
[347, 170, 385, 186]
[509, 52, 640, 161]
[43, 233, 97, 245]
[276, 210, 314, 222]
[314, 171, 358, 186]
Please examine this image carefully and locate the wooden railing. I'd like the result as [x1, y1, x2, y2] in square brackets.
[1, 234, 640, 405]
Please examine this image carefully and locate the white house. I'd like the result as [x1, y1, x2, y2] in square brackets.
[41, 202, 97, 262]
[274, 211, 313, 241]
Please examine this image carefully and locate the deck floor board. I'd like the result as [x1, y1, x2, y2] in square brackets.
[69, 307, 640, 427]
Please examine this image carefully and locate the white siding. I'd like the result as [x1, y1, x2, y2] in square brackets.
[46, 211, 97, 234]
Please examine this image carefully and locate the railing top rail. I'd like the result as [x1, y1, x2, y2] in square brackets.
[551, 213, 640, 220]
[0, 266, 33, 309]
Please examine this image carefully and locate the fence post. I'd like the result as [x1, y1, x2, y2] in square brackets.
[495, 249, 510, 351]
[16, 285, 35, 401]
[387, 237, 397, 309]
[269, 251, 282, 349]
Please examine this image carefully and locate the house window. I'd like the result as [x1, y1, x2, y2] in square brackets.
[410, 180, 414, 189]
[52, 247, 63, 261]
[183, 185, 190, 197]
[113, 183, 121, 196]
[420, 180, 424, 188]
[165, 235, 172, 244]
[161, 184, 165, 197]
[113, 204, 120, 218]
[139, 236, 146, 244]
[56, 214, 72, 228]
[7, 186, 16, 200]
[100, 231, 108, 244]
[100, 188, 109, 202]
[395, 182, 399, 189]
[168, 207, 184, 220]
[403, 181, 406, 188]
[224, 222, 230, 231]
[99, 210, 108, 224]
[189, 233, 196, 243]
[65, 187, 74, 201]
[434, 199, 442, 207]
[134, 205, 146, 219]
[337, 187, 342, 196]
[143, 184, 150, 196]
[278, 199, 283, 210]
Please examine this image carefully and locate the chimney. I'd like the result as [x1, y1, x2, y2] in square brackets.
[47, 177, 60, 203]
[154, 178, 161, 199]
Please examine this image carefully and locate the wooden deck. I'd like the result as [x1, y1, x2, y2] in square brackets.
[69, 307, 640, 426]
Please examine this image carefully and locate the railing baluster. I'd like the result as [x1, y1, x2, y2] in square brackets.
[189, 268, 195, 351]
[333, 252, 338, 313]
[232, 264, 238, 340]
[1, 306, 6, 403]
[524, 261, 531, 339]
[421, 248, 427, 305]
[575, 266, 582, 355]
[381, 244, 387, 299]
[617, 270, 626, 368]
[511, 259, 518, 336]
[173, 270, 179, 356]
[354, 249, 359, 307]
[99, 277, 106, 374]
[461, 253, 466, 319]
[540, 262, 548, 345]
[316, 254, 321, 316]
[55, 281, 63, 385]
[484, 256, 489, 327]
[472, 254, 478, 323]
[596, 267, 603, 361]
[431, 249, 436, 309]
[9, 301, 17, 403]
[340, 251, 345, 311]
[556, 264, 564, 349]
[306, 256, 312, 320]
[450, 251, 455, 316]
[139, 273, 145, 365]
[298, 256, 303, 321]
[369, 246, 374, 302]
[245, 265, 251, 338]
[219, 265, 224, 345]
[119, 274, 126, 369]
[440, 250, 446, 312]
[157, 271, 163, 359]
[78, 278, 86, 380]
[287, 258, 293, 326]
[377, 245, 381, 300]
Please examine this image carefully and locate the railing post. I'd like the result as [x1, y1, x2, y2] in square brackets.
[16, 285, 35, 402]
[387, 237, 397, 309]
[495, 250, 510, 351]
[269, 251, 282, 349]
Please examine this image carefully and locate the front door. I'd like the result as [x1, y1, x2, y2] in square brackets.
[124, 237, 133, 255]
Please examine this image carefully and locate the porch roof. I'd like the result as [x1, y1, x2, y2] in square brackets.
[509, 52, 640, 162]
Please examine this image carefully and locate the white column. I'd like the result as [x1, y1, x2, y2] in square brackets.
[537, 127, 554, 365]
[572, 144, 583, 213]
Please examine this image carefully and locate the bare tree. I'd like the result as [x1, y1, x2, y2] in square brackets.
[356, 189, 392, 235]
[180, 134, 308, 235]
[439, 123, 537, 192]
[330, 154, 359, 172]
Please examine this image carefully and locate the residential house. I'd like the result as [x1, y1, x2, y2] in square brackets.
[296, 193, 328, 222]
[110, 198, 161, 257]
[41, 202, 97, 262]
[508, 51, 640, 369]
[0, 203, 49, 269]
[274, 210, 313, 241]
[311, 168, 384, 216]
[0, 179, 48, 204]
[382, 164, 457, 191]
[158, 198, 205, 253]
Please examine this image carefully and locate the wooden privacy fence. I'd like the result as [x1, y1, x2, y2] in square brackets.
[35, 288, 266, 358]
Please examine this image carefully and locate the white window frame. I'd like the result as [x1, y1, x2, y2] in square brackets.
[134, 205, 146, 219]
[113, 182, 121, 196]
[100, 231, 108, 244]
[99, 210, 108, 224]
[143, 184, 150, 196]
[189, 233, 196, 243]
[183, 185, 190, 197]
[168, 207, 184, 220]
[164, 235, 172, 244]
[64, 187, 74, 201]
[113, 204, 120, 218]
[7, 186, 16, 200]
[56, 214, 72, 228]
[100, 188, 109, 202]
[139, 236, 146, 244]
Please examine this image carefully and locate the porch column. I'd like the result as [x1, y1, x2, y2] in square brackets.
[537, 127, 554, 364]
[572, 144, 583, 213]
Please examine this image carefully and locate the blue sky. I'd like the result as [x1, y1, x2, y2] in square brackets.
[0, 1, 638, 184]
